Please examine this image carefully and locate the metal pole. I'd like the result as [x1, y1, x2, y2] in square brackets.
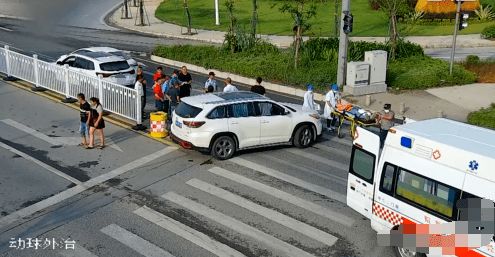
[336, 0, 350, 87]
[139, 0, 145, 26]
[449, 0, 462, 75]
[215, 0, 220, 25]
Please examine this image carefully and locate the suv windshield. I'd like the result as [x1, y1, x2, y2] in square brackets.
[175, 102, 203, 118]
[99, 61, 130, 72]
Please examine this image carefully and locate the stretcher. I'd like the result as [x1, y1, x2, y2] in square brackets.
[330, 101, 378, 138]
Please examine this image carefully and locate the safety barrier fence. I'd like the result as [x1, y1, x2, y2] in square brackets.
[0, 45, 143, 127]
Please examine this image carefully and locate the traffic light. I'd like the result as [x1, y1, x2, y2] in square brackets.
[343, 13, 353, 34]
[459, 13, 469, 31]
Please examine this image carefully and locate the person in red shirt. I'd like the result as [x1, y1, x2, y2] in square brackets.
[153, 66, 164, 82]
[153, 76, 165, 111]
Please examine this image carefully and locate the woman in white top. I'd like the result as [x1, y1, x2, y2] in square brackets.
[223, 77, 238, 93]
[204, 72, 217, 93]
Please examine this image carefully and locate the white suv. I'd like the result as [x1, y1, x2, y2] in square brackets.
[68, 47, 139, 70]
[171, 91, 323, 160]
[55, 51, 136, 87]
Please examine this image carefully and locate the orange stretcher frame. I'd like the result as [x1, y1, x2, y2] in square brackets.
[331, 109, 378, 138]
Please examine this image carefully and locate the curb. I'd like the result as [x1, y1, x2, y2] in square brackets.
[1, 78, 178, 148]
[150, 55, 327, 102]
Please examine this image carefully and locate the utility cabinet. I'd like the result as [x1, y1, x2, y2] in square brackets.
[346, 62, 369, 87]
[344, 50, 388, 96]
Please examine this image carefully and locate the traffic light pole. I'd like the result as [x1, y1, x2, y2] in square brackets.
[449, 0, 462, 75]
[336, 0, 350, 88]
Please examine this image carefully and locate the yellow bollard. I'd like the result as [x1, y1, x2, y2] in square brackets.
[149, 111, 168, 138]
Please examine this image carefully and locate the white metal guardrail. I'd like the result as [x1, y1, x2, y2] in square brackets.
[0, 45, 143, 127]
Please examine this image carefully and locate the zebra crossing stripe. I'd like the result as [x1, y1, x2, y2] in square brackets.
[230, 158, 346, 204]
[209, 167, 354, 227]
[284, 148, 348, 172]
[101, 224, 175, 257]
[162, 192, 317, 257]
[134, 206, 246, 257]
[59, 246, 98, 257]
[186, 178, 339, 246]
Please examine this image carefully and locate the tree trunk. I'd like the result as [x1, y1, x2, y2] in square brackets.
[334, 0, 339, 37]
[294, 24, 302, 69]
[251, 0, 258, 40]
[389, 13, 398, 60]
[184, 0, 192, 35]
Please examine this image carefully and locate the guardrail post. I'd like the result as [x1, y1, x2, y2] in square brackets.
[61, 64, 77, 103]
[132, 88, 146, 131]
[97, 74, 104, 101]
[3, 45, 16, 81]
[31, 54, 45, 92]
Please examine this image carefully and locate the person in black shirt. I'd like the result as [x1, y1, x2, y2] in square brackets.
[178, 66, 192, 98]
[77, 93, 91, 147]
[251, 77, 266, 95]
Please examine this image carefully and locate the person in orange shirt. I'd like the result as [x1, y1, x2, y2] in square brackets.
[153, 66, 164, 82]
[153, 76, 165, 111]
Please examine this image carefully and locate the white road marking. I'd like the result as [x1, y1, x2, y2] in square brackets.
[312, 142, 350, 159]
[59, 245, 99, 257]
[162, 192, 317, 257]
[134, 206, 246, 257]
[186, 178, 339, 246]
[0, 147, 175, 229]
[284, 148, 348, 172]
[321, 134, 353, 147]
[262, 154, 347, 186]
[0, 26, 13, 32]
[0, 141, 82, 185]
[1, 119, 123, 152]
[230, 158, 346, 204]
[101, 224, 175, 257]
[209, 167, 354, 227]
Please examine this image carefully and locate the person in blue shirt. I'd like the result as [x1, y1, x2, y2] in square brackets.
[162, 75, 171, 115]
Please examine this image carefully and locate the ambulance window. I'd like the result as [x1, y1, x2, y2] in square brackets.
[350, 147, 375, 183]
[380, 163, 396, 195]
[395, 168, 460, 219]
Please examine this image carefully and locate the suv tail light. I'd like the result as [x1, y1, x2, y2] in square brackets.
[183, 121, 205, 128]
[96, 72, 112, 78]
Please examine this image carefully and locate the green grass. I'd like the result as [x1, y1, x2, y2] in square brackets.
[467, 103, 495, 130]
[156, 0, 495, 37]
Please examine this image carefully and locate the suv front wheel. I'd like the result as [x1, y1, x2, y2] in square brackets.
[293, 125, 313, 148]
[211, 136, 236, 160]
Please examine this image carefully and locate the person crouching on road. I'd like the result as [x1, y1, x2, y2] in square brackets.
[87, 97, 105, 150]
[302, 84, 317, 112]
[77, 93, 91, 147]
[153, 76, 166, 111]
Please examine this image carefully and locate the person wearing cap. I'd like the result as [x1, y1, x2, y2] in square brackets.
[204, 72, 217, 93]
[323, 84, 340, 132]
[376, 103, 395, 147]
[302, 84, 317, 112]
[223, 77, 238, 93]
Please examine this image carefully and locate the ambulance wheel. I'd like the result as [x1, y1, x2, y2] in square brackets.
[394, 247, 426, 257]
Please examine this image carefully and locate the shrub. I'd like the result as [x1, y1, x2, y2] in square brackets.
[475, 5, 495, 21]
[481, 24, 495, 39]
[387, 56, 476, 89]
[467, 103, 495, 129]
[465, 55, 480, 65]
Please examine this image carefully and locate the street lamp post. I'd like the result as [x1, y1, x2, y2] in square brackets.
[215, 0, 220, 25]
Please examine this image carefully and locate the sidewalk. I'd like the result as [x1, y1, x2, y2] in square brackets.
[108, 0, 495, 48]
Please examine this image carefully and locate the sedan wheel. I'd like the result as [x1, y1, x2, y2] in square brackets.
[211, 136, 236, 160]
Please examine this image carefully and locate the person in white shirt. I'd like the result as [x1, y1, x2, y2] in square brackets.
[223, 77, 238, 93]
[323, 84, 339, 132]
[135, 75, 146, 117]
[302, 84, 317, 112]
[204, 71, 217, 93]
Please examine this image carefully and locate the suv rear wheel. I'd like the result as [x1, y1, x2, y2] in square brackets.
[211, 136, 236, 160]
[293, 125, 313, 148]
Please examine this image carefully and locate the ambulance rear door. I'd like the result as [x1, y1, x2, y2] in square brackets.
[347, 126, 380, 219]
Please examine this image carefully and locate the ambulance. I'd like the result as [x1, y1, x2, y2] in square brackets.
[346, 118, 495, 257]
